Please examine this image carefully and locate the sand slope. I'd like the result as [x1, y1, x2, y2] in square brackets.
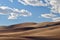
[0, 22, 60, 40]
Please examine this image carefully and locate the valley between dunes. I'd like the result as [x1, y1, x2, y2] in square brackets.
[0, 22, 60, 40]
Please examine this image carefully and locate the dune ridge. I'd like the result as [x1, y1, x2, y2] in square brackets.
[0, 22, 60, 40]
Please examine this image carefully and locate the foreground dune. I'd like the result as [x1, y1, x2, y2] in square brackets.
[0, 22, 60, 40]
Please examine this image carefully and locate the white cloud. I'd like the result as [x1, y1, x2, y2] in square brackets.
[18, 0, 47, 6]
[52, 17, 60, 22]
[47, 0, 60, 14]
[8, 13, 18, 19]
[40, 0, 60, 22]
[9, 0, 60, 13]
[0, 0, 60, 22]
[0, 6, 13, 15]
[0, 6, 32, 19]
[20, 9, 32, 17]
[18, 0, 60, 22]
[41, 13, 56, 18]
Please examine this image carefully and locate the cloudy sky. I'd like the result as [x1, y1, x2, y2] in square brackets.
[0, 0, 60, 26]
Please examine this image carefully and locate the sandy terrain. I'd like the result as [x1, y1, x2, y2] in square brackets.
[0, 22, 60, 40]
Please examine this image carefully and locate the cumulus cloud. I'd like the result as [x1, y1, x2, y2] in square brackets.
[52, 17, 60, 22]
[49, 0, 60, 13]
[41, 13, 60, 22]
[20, 9, 32, 17]
[40, 0, 60, 22]
[8, 13, 18, 19]
[18, 0, 47, 6]
[0, 6, 32, 19]
[18, 0, 60, 22]
[41, 13, 56, 18]
[1, 0, 60, 22]
[11, 0, 60, 13]
[47, 0, 60, 22]
[0, 6, 13, 15]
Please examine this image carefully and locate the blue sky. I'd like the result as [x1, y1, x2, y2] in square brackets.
[0, 0, 60, 26]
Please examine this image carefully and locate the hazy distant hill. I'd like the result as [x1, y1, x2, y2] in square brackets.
[0, 22, 60, 40]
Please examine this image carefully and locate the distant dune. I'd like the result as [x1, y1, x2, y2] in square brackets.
[0, 22, 60, 40]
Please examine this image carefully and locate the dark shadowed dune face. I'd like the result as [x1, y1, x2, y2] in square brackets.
[0, 22, 60, 40]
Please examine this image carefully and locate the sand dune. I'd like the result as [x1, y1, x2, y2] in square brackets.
[0, 22, 60, 40]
